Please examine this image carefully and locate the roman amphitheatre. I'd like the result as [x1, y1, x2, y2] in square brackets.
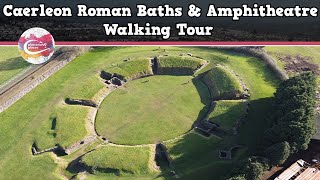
[1, 46, 313, 180]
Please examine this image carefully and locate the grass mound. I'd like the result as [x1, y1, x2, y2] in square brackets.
[208, 100, 247, 129]
[34, 105, 89, 150]
[202, 65, 244, 100]
[81, 145, 151, 175]
[106, 58, 153, 80]
[157, 56, 206, 75]
[95, 75, 210, 145]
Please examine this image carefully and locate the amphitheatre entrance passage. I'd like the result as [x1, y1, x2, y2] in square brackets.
[95, 75, 210, 145]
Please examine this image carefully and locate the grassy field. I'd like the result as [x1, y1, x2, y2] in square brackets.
[208, 100, 247, 129]
[0, 47, 30, 85]
[96, 75, 210, 145]
[81, 145, 152, 175]
[157, 56, 206, 75]
[202, 65, 243, 100]
[0, 46, 279, 179]
[34, 105, 90, 150]
[106, 58, 153, 80]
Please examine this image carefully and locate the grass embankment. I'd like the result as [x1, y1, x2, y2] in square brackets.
[0, 47, 29, 85]
[96, 75, 210, 145]
[106, 58, 153, 80]
[157, 56, 206, 75]
[81, 145, 152, 175]
[208, 100, 247, 130]
[202, 65, 243, 100]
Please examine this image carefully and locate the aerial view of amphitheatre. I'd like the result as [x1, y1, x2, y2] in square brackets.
[0, 46, 319, 180]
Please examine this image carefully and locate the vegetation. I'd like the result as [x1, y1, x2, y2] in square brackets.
[34, 105, 89, 150]
[0, 47, 29, 85]
[208, 100, 247, 129]
[264, 141, 291, 166]
[202, 65, 243, 100]
[81, 145, 152, 175]
[95, 75, 210, 145]
[263, 72, 316, 152]
[106, 58, 153, 80]
[227, 156, 269, 180]
[165, 132, 224, 175]
[157, 56, 206, 75]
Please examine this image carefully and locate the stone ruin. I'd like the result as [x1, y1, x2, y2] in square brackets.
[65, 98, 97, 108]
[100, 71, 125, 86]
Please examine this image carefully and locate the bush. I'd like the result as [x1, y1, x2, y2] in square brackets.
[202, 65, 244, 100]
[264, 141, 290, 166]
[157, 56, 206, 75]
[227, 156, 269, 180]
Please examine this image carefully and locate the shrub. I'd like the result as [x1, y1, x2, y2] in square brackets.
[202, 66, 244, 100]
[264, 141, 290, 166]
[227, 156, 269, 180]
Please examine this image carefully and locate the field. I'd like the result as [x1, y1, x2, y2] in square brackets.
[202, 65, 244, 100]
[96, 75, 210, 145]
[0, 46, 279, 179]
[0, 47, 30, 86]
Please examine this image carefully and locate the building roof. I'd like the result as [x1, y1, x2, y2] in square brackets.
[295, 167, 320, 180]
[275, 159, 306, 180]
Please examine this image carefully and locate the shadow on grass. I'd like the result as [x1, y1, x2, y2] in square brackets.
[0, 57, 29, 71]
[191, 77, 212, 128]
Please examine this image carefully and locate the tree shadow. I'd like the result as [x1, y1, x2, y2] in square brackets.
[0, 57, 29, 71]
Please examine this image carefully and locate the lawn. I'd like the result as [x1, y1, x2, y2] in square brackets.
[95, 75, 211, 145]
[0, 47, 30, 85]
[0, 46, 279, 179]
[202, 65, 243, 100]
[208, 100, 247, 129]
[34, 104, 90, 150]
[81, 145, 152, 175]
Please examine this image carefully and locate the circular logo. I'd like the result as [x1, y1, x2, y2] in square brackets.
[18, 27, 55, 64]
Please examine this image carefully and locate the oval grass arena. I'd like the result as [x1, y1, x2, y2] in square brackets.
[95, 75, 210, 145]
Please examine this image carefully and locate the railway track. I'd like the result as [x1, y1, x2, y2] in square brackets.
[0, 47, 91, 113]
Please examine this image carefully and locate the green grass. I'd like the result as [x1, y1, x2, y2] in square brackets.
[164, 132, 225, 176]
[96, 75, 210, 145]
[0, 46, 279, 179]
[0, 47, 30, 85]
[81, 145, 152, 175]
[34, 105, 90, 150]
[106, 58, 153, 80]
[68, 75, 105, 100]
[157, 56, 206, 75]
[202, 65, 243, 100]
[208, 100, 247, 129]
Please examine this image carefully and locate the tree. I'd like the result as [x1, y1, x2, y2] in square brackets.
[263, 72, 316, 153]
[264, 141, 290, 166]
[227, 156, 269, 180]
